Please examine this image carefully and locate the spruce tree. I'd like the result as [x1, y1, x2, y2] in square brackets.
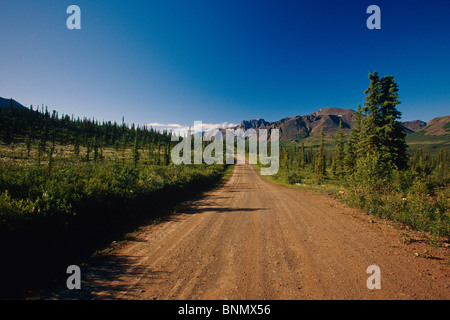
[344, 104, 362, 173]
[378, 75, 408, 169]
[4, 124, 12, 145]
[357, 71, 409, 175]
[300, 142, 305, 169]
[25, 133, 32, 158]
[132, 136, 140, 168]
[334, 119, 345, 178]
[93, 136, 99, 162]
[48, 136, 55, 173]
[73, 135, 80, 159]
[359, 71, 383, 157]
[121, 135, 126, 166]
[85, 138, 91, 162]
[315, 127, 326, 179]
[156, 141, 161, 165]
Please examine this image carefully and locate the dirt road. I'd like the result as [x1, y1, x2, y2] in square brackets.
[51, 164, 449, 300]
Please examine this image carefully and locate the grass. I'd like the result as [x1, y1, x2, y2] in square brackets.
[406, 130, 450, 152]
[254, 162, 343, 198]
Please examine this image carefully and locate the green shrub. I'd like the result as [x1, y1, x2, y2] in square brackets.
[286, 171, 302, 184]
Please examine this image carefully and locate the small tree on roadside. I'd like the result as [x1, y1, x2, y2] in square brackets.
[315, 126, 326, 180]
[132, 136, 140, 168]
[378, 75, 408, 170]
[344, 105, 362, 174]
[334, 120, 345, 178]
[354, 71, 409, 184]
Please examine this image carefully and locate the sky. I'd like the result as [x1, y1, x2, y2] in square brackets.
[1, 0, 449, 131]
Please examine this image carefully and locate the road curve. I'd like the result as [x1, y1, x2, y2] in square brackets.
[50, 164, 449, 300]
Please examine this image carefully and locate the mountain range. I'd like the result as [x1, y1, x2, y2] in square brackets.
[231, 107, 440, 142]
[1, 97, 448, 145]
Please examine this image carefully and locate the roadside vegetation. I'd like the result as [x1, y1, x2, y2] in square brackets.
[264, 72, 449, 240]
[0, 103, 229, 298]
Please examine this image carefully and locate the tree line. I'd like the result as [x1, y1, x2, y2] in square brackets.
[0, 100, 174, 167]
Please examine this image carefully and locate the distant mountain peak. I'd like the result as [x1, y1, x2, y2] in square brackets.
[232, 107, 436, 141]
[312, 107, 355, 116]
[233, 107, 356, 141]
[237, 118, 269, 130]
[0, 97, 27, 110]
[401, 120, 427, 134]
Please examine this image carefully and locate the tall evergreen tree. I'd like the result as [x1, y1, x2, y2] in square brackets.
[73, 137, 80, 159]
[359, 71, 383, 157]
[120, 135, 126, 166]
[25, 133, 32, 158]
[93, 136, 99, 162]
[357, 71, 409, 174]
[85, 138, 91, 162]
[132, 136, 140, 168]
[4, 124, 12, 145]
[334, 119, 345, 177]
[344, 104, 362, 173]
[300, 142, 305, 169]
[378, 75, 408, 169]
[315, 126, 326, 179]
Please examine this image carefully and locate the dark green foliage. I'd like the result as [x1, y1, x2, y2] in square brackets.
[343, 105, 361, 174]
[334, 120, 345, 178]
[132, 135, 140, 167]
[314, 127, 326, 179]
[25, 133, 32, 158]
[359, 72, 408, 171]
[0, 103, 173, 158]
[300, 142, 305, 169]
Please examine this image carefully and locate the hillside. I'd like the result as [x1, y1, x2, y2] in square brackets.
[0, 97, 26, 110]
[406, 115, 450, 151]
[401, 120, 427, 134]
[421, 116, 450, 136]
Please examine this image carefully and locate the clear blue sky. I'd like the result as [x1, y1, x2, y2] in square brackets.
[1, 0, 449, 128]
